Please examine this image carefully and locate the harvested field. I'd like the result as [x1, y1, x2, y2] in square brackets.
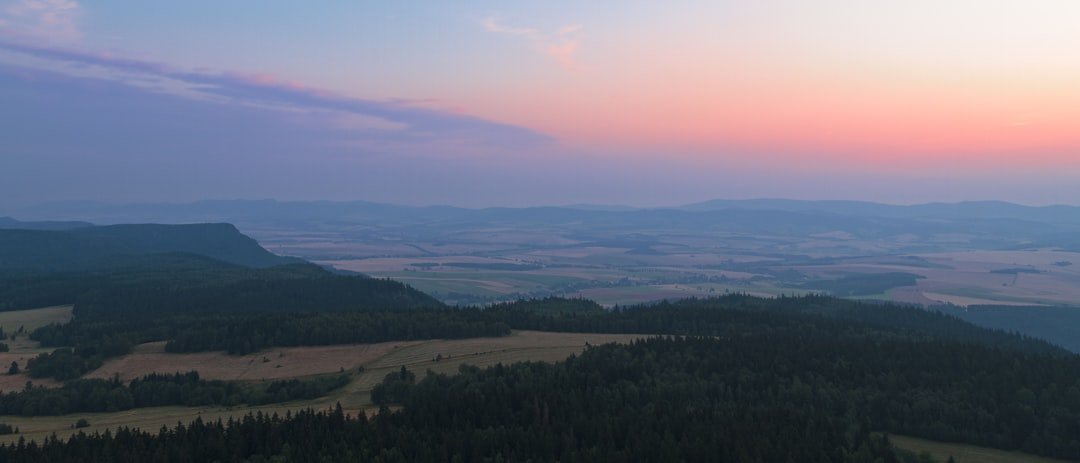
[0, 364, 59, 392]
[0, 306, 73, 333]
[0, 306, 74, 392]
[86, 341, 422, 382]
[364, 330, 644, 372]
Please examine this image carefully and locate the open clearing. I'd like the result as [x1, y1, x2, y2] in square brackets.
[0, 306, 73, 392]
[85, 341, 423, 382]
[0, 305, 73, 333]
[0, 330, 645, 444]
[0, 365, 60, 392]
[891, 435, 1071, 463]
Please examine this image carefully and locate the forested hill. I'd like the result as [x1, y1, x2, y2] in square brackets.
[0, 223, 298, 270]
[71, 266, 446, 319]
[0, 217, 93, 231]
[10, 331, 1080, 461]
[0, 222, 441, 314]
[490, 295, 1070, 357]
[11, 293, 1080, 459]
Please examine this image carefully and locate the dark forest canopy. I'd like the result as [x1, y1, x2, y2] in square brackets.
[71, 269, 444, 319]
[0, 253, 441, 315]
[4, 270, 1080, 461]
[7, 336, 1080, 461]
[0, 223, 299, 271]
[486, 295, 1068, 357]
[485, 296, 605, 314]
[23, 294, 1069, 382]
[0, 221, 448, 314]
[374, 337, 1080, 460]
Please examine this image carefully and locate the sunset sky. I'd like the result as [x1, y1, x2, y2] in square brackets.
[2, 0, 1079, 207]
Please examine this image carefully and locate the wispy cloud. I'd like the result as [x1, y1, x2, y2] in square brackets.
[0, 0, 81, 42]
[482, 16, 583, 71]
[0, 40, 553, 152]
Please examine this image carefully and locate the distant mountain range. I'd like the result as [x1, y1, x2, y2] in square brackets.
[8, 199, 1080, 251]
[680, 198, 1080, 223]
[10, 198, 1080, 224]
[0, 216, 93, 231]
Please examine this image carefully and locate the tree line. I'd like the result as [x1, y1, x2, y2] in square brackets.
[24, 294, 1066, 380]
[485, 295, 1067, 356]
[7, 299, 1080, 459]
[0, 372, 349, 416]
[0, 337, 978, 462]
[26, 309, 510, 380]
[367, 335, 1080, 460]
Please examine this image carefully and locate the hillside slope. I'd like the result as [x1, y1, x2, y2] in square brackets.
[0, 217, 93, 231]
[0, 223, 298, 270]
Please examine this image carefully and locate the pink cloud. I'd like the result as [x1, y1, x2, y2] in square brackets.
[0, 0, 81, 42]
[483, 16, 582, 72]
[545, 41, 579, 71]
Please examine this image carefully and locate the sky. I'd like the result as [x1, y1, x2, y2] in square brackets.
[1, 0, 1079, 208]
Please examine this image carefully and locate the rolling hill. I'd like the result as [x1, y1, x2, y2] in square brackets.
[0, 223, 299, 270]
[0, 222, 439, 313]
[0, 217, 93, 231]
